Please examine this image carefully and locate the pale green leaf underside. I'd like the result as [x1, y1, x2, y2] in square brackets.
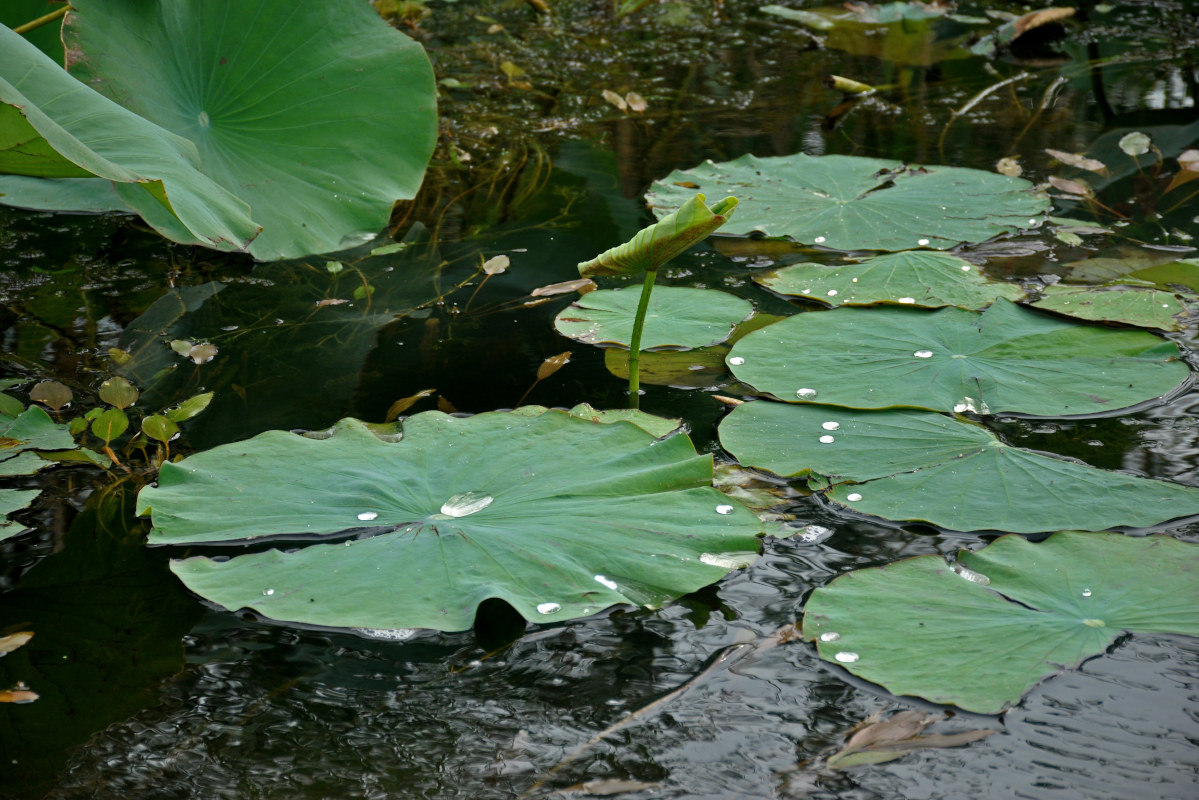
[554, 286, 754, 349]
[726, 299, 1188, 416]
[756, 251, 1023, 309]
[645, 154, 1049, 252]
[719, 402, 1199, 532]
[139, 409, 763, 632]
[1032, 284, 1191, 331]
[802, 532, 1199, 713]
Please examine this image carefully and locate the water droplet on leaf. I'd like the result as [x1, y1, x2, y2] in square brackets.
[819, 435, 835, 444]
[728, 356, 745, 366]
[536, 602, 561, 615]
[594, 574, 618, 590]
[439, 491, 494, 518]
[835, 651, 859, 663]
[796, 388, 817, 399]
[913, 350, 933, 358]
[822, 421, 840, 431]
[846, 492, 863, 502]
[357, 511, 379, 522]
[820, 632, 841, 642]
[716, 504, 735, 515]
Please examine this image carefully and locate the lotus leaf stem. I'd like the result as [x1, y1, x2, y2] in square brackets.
[626, 268, 658, 409]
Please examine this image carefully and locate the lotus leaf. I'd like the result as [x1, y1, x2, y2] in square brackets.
[645, 154, 1049, 252]
[0, 488, 41, 540]
[138, 408, 763, 632]
[802, 532, 1199, 713]
[719, 402, 1199, 532]
[755, 251, 1023, 309]
[554, 286, 753, 349]
[1032, 284, 1191, 331]
[726, 299, 1188, 416]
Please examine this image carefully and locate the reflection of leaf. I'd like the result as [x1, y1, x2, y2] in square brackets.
[647, 154, 1048, 252]
[719, 402, 1199, 532]
[802, 532, 1199, 713]
[139, 408, 763, 632]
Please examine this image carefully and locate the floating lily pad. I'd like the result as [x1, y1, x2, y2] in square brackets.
[138, 409, 763, 632]
[0, 489, 41, 540]
[719, 402, 1199, 532]
[726, 299, 1188, 416]
[554, 286, 753, 349]
[802, 532, 1199, 713]
[1032, 284, 1191, 331]
[645, 154, 1049, 252]
[756, 251, 1023, 309]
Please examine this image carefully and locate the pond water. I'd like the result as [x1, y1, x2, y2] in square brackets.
[3, 1, 1199, 798]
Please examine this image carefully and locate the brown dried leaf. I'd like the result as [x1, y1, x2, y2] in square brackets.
[0, 683, 38, 704]
[29, 380, 72, 411]
[536, 351, 571, 381]
[437, 395, 458, 413]
[188, 343, 218, 364]
[826, 710, 997, 770]
[0, 631, 33, 656]
[1048, 175, 1093, 197]
[531, 278, 596, 297]
[555, 779, 662, 796]
[1044, 148, 1107, 173]
[385, 389, 436, 422]
[601, 88, 628, 112]
[1013, 7, 1075, 37]
[315, 298, 349, 307]
[842, 710, 938, 751]
[995, 156, 1023, 177]
[1164, 149, 1199, 194]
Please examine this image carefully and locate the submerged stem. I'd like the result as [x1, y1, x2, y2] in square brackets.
[626, 268, 658, 410]
[13, 4, 69, 35]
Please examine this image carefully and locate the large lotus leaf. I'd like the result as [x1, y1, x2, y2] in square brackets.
[554, 286, 754, 349]
[137, 409, 764, 632]
[0, 175, 128, 213]
[1031, 284, 1191, 331]
[0, 26, 259, 251]
[719, 402, 1199, 532]
[0, 488, 41, 540]
[802, 532, 1199, 713]
[726, 299, 1188, 416]
[755, 251, 1024, 309]
[645, 154, 1049, 252]
[62, 0, 437, 261]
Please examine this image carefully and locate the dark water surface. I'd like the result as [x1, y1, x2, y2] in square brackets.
[3, 2, 1199, 798]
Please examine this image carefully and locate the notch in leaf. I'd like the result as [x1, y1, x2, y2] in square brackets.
[576, 193, 737, 408]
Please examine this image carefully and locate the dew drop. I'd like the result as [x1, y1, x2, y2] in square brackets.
[819, 631, 841, 642]
[1082, 588, 1092, 597]
[898, 297, 916, 304]
[827, 289, 838, 297]
[357, 511, 379, 522]
[834, 651, 860, 663]
[728, 356, 746, 366]
[796, 388, 817, 399]
[814, 236, 826, 244]
[819, 434, 835, 444]
[536, 602, 561, 615]
[851, 277, 859, 283]
[846, 492, 863, 502]
[438, 491, 494, 518]
[716, 504, 735, 515]
[952, 563, 991, 586]
[913, 350, 933, 358]
[822, 421, 840, 431]
[262, 589, 275, 596]
[918, 238, 930, 246]
[594, 574, 618, 590]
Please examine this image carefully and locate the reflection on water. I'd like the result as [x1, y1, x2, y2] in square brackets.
[3, 0, 1199, 798]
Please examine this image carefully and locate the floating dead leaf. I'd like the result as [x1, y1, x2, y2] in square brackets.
[826, 710, 996, 769]
[315, 298, 349, 307]
[1119, 131, 1152, 157]
[0, 631, 33, 656]
[625, 91, 647, 113]
[531, 278, 596, 297]
[0, 682, 38, 704]
[536, 351, 571, 381]
[437, 395, 458, 413]
[601, 89, 628, 112]
[487, 23, 504, 34]
[554, 779, 662, 796]
[1044, 148, 1107, 174]
[713, 395, 744, 406]
[29, 380, 72, 411]
[384, 389, 436, 422]
[188, 343, 218, 364]
[1048, 175, 1093, 197]
[482, 254, 510, 275]
[995, 156, 1023, 177]
[1164, 149, 1199, 194]
[1012, 6, 1075, 38]
[823, 74, 875, 95]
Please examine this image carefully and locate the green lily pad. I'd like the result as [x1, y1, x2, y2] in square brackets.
[62, 0, 437, 261]
[802, 532, 1199, 713]
[719, 402, 1199, 532]
[0, 175, 127, 213]
[0, 488, 41, 540]
[1032, 284, 1191, 331]
[756, 251, 1024, 309]
[645, 154, 1049, 252]
[726, 299, 1188, 416]
[554, 286, 753, 349]
[138, 408, 763, 632]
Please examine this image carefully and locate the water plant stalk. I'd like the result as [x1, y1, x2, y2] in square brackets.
[625, 268, 658, 409]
